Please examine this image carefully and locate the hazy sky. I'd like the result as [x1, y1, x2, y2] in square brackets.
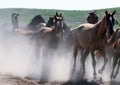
[0, 0, 120, 10]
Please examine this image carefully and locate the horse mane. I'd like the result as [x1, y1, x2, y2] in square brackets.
[62, 22, 70, 32]
[46, 17, 54, 27]
[97, 15, 107, 40]
[27, 15, 45, 30]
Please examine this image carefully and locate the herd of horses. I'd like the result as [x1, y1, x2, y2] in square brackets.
[12, 10, 120, 82]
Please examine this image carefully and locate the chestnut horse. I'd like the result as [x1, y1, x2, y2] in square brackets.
[72, 10, 116, 79]
[107, 28, 120, 79]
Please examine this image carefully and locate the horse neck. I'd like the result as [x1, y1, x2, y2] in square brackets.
[46, 20, 54, 27]
[97, 17, 107, 40]
[108, 27, 114, 38]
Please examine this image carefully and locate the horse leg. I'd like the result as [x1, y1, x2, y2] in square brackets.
[113, 58, 120, 79]
[80, 49, 89, 77]
[91, 51, 97, 79]
[73, 45, 79, 72]
[110, 56, 118, 80]
[98, 50, 108, 74]
[35, 40, 42, 58]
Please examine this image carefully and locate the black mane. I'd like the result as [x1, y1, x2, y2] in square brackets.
[27, 15, 45, 30]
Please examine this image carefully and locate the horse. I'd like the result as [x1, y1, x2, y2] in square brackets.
[71, 10, 116, 79]
[87, 10, 99, 24]
[11, 13, 19, 30]
[28, 12, 65, 57]
[14, 14, 46, 34]
[27, 15, 46, 31]
[111, 39, 120, 79]
[107, 28, 120, 79]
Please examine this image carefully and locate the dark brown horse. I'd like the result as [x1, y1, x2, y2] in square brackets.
[87, 11, 99, 24]
[107, 28, 120, 79]
[72, 10, 116, 79]
[33, 12, 66, 58]
[111, 39, 120, 79]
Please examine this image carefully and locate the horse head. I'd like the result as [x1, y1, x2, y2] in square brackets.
[98, 10, 116, 40]
[87, 10, 99, 24]
[53, 12, 64, 34]
[105, 10, 116, 38]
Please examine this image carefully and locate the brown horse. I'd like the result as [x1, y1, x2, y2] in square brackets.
[107, 28, 120, 79]
[111, 39, 120, 79]
[87, 10, 99, 24]
[72, 10, 116, 79]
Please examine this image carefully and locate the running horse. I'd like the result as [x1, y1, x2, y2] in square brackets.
[15, 12, 69, 58]
[34, 13, 65, 57]
[107, 28, 120, 79]
[72, 10, 116, 79]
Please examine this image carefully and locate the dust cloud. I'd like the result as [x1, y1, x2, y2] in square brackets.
[0, 24, 119, 84]
[0, 24, 73, 82]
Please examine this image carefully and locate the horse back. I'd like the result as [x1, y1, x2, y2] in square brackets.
[72, 23, 98, 49]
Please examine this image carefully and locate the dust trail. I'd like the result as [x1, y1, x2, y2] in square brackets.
[0, 25, 120, 84]
[0, 25, 73, 82]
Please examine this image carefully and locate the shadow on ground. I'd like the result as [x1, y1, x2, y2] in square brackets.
[62, 79, 99, 85]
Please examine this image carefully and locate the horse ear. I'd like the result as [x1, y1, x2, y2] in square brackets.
[94, 10, 97, 14]
[112, 10, 116, 15]
[54, 15, 57, 20]
[56, 12, 58, 16]
[59, 13, 62, 17]
[105, 10, 109, 15]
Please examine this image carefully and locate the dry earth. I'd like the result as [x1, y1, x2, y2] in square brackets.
[0, 74, 120, 85]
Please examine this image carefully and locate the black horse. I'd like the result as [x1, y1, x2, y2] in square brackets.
[87, 11, 99, 24]
[27, 15, 46, 31]
[34, 12, 69, 58]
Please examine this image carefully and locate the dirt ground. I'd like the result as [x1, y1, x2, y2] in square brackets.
[0, 74, 120, 85]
